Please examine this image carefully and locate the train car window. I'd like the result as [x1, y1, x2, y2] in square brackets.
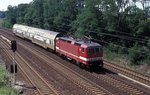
[49, 40, 51, 44]
[44, 40, 46, 43]
[95, 47, 102, 53]
[81, 48, 84, 53]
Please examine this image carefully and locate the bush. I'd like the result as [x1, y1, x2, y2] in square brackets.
[103, 47, 116, 60]
[128, 44, 149, 65]
[0, 66, 9, 86]
[107, 43, 120, 53]
[2, 20, 13, 28]
[0, 65, 19, 95]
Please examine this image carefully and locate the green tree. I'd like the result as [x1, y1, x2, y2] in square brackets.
[71, 0, 103, 38]
[43, 0, 61, 30]
[53, 0, 78, 33]
[31, 0, 44, 28]
[3, 5, 17, 27]
[24, 5, 34, 26]
[16, 4, 29, 24]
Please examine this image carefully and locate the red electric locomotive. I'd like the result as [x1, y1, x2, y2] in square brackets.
[55, 37, 103, 68]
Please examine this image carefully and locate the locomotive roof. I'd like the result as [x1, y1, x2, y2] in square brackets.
[59, 37, 101, 48]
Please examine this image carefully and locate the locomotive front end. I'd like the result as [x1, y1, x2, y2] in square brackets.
[86, 45, 103, 67]
[79, 41, 103, 68]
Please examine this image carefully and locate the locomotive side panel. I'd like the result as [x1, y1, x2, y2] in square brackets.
[56, 38, 80, 61]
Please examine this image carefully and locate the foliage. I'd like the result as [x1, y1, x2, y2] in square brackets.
[0, 18, 4, 27]
[53, 0, 78, 34]
[0, 65, 18, 95]
[0, 11, 5, 18]
[2, 19, 13, 28]
[103, 47, 118, 60]
[128, 44, 150, 65]
[0, 66, 9, 86]
[71, 0, 103, 38]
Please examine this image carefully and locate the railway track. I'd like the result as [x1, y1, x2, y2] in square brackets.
[0, 28, 150, 95]
[0, 37, 60, 95]
[18, 39, 111, 95]
[104, 60, 150, 87]
[0, 30, 112, 95]
[17, 36, 150, 95]
[92, 72, 147, 95]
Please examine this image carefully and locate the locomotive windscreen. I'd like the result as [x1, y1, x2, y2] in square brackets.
[87, 46, 102, 54]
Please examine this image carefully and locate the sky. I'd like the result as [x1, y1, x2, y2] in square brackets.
[0, 0, 33, 11]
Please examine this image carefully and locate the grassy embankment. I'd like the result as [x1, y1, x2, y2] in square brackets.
[0, 59, 19, 95]
[0, 18, 3, 27]
[103, 47, 150, 76]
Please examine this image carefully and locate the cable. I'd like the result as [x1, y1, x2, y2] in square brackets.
[48, 21, 150, 44]
[22, 17, 150, 45]
[84, 35, 150, 53]
[48, 17, 150, 40]
[98, 32, 148, 44]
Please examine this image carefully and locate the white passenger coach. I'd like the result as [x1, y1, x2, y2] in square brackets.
[13, 24, 60, 50]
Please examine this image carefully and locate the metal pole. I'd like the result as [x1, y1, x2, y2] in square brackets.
[13, 52, 15, 86]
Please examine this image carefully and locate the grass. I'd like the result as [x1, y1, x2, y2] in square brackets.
[0, 18, 3, 27]
[0, 64, 19, 95]
[103, 47, 141, 67]
[103, 48, 130, 66]
[103, 47, 150, 76]
[0, 87, 19, 95]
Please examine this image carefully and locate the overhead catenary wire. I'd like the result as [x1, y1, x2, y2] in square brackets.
[47, 19, 150, 43]
[96, 27, 150, 39]
[51, 23, 149, 45]
[26, 16, 150, 46]
[90, 28, 149, 43]
[48, 17, 150, 40]
[84, 35, 150, 54]
[97, 32, 148, 44]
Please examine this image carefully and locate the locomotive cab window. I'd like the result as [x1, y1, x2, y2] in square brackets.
[96, 47, 101, 53]
[88, 48, 94, 54]
[81, 48, 84, 53]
